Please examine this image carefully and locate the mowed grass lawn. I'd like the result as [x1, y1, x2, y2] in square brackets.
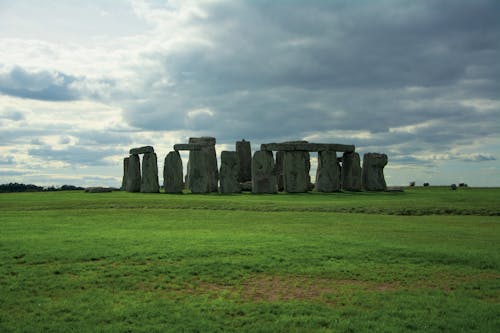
[0, 188, 499, 332]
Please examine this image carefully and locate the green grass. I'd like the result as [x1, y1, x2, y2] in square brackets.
[1, 188, 499, 332]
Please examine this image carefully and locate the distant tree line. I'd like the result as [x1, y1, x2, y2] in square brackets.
[0, 183, 84, 193]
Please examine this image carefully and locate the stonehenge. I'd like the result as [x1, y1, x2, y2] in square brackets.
[125, 154, 141, 192]
[189, 137, 218, 192]
[122, 139, 389, 195]
[252, 150, 277, 194]
[362, 153, 388, 191]
[141, 152, 160, 193]
[163, 151, 183, 194]
[236, 140, 252, 182]
[130, 146, 154, 155]
[121, 157, 129, 190]
[175, 137, 218, 194]
[125, 147, 159, 193]
[261, 142, 355, 153]
[219, 151, 241, 194]
[341, 152, 362, 191]
[283, 151, 310, 193]
[274, 151, 285, 192]
[315, 150, 341, 192]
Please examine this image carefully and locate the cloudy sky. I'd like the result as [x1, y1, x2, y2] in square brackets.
[0, 0, 499, 187]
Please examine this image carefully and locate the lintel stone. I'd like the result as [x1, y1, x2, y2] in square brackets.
[174, 143, 210, 151]
[129, 146, 154, 155]
[261, 142, 354, 152]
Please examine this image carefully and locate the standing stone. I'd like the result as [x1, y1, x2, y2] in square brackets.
[121, 157, 129, 190]
[219, 151, 241, 194]
[163, 151, 183, 194]
[362, 153, 388, 191]
[274, 151, 285, 192]
[236, 140, 252, 182]
[283, 151, 310, 193]
[251, 150, 277, 194]
[315, 151, 341, 192]
[188, 149, 210, 193]
[189, 137, 218, 192]
[141, 152, 160, 193]
[341, 152, 362, 191]
[125, 154, 141, 192]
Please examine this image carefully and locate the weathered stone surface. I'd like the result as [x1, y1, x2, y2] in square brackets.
[187, 150, 210, 193]
[189, 137, 216, 145]
[236, 140, 252, 182]
[173, 143, 209, 151]
[121, 157, 129, 190]
[189, 137, 218, 192]
[251, 150, 277, 194]
[274, 151, 285, 192]
[141, 152, 160, 193]
[240, 181, 252, 191]
[362, 153, 388, 191]
[341, 152, 362, 191]
[125, 154, 141, 192]
[219, 151, 241, 194]
[315, 150, 341, 192]
[261, 142, 355, 153]
[163, 151, 183, 194]
[129, 146, 154, 155]
[283, 151, 310, 193]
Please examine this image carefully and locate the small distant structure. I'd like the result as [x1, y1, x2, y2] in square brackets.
[423, 182, 430, 187]
[459, 183, 468, 188]
[409, 181, 415, 187]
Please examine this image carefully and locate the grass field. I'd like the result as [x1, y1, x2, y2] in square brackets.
[1, 187, 499, 332]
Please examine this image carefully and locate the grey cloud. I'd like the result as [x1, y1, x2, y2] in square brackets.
[75, 131, 133, 146]
[0, 66, 80, 101]
[121, 0, 500, 148]
[28, 145, 121, 166]
[1, 110, 24, 121]
[462, 154, 496, 162]
[0, 155, 16, 165]
[0, 66, 115, 101]
[0, 128, 133, 151]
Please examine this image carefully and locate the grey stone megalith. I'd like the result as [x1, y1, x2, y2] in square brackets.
[252, 150, 277, 194]
[362, 153, 388, 191]
[188, 149, 210, 194]
[163, 151, 183, 194]
[189, 137, 218, 192]
[341, 152, 362, 191]
[121, 157, 129, 190]
[140, 152, 160, 193]
[274, 151, 285, 192]
[315, 150, 341, 192]
[126, 154, 141, 192]
[236, 139, 252, 182]
[129, 146, 154, 155]
[220, 151, 241, 194]
[283, 151, 310, 193]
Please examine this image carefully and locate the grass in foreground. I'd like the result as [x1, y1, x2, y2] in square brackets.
[0, 188, 499, 332]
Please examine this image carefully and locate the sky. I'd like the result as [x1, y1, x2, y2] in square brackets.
[0, 0, 499, 187]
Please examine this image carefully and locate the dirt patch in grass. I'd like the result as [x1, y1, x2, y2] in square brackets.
[236, 275, 397, 302]
[136, 275, 399, 303]
[135, 272, 500, 303]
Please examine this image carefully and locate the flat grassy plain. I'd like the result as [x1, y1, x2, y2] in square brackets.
[0, 187, 499, 332]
